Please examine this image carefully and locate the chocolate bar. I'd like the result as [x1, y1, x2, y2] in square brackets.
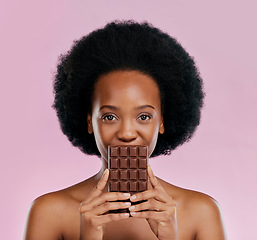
[108, 145, 148, 214]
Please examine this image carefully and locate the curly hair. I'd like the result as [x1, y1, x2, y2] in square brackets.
[52, 20, 204, 157]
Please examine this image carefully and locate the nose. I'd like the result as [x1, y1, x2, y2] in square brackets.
[116, 119, 137, 142]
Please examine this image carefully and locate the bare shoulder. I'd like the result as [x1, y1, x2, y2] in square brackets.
[158, 178, 227, 240]
[184, 189, 227, 239]
[24, 190, 70, 240]
[24, 176, 96, 240]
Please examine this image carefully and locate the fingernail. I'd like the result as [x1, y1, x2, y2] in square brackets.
[130, 211, 136, 216]
[130, 195, 136, 200]
[129, 206, 135, 210]
[123, 193, 130, 197]
[123, 213, 129, 217]
[124, 202, 131, 206]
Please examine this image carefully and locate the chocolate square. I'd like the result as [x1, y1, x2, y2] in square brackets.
[119, 158, 128, 169]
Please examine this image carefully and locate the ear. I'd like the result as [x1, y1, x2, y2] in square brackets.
[159, 117, 165, 134]
[87, 113, 93, 134]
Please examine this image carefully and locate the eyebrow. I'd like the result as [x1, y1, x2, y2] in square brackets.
[136, 105, 155, 110]
[99, 105, 118, 111]
[99, 104, 155, 111]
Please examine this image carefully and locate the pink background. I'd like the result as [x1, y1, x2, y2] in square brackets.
[1, 1, 256, 239]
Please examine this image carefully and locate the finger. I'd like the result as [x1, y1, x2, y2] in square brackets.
[93, 212, 130, 226]
[80, 192, 131, 213]
[95, 169, 109, 191]
[92, 201, 131, 215]
[130, 210, 172, 222]
[130, 188, 171, 203]
[82, 169, 109, 204]
[129, 199, 166, 212]
[147, 165, 162, 189]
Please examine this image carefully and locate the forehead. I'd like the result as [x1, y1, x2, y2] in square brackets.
[92, 70, 161, 107]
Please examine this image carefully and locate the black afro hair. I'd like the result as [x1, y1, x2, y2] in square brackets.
[53, 20, 204, 157]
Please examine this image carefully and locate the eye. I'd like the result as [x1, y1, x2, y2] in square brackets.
[102, 114, 117, 122]
[138, 114, 152, 121]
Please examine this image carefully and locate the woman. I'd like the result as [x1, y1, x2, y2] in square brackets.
[24, 20, 227, 240]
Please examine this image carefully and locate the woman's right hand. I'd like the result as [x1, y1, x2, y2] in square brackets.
[79, 169, 131, 240]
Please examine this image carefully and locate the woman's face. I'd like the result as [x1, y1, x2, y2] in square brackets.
[87, 70, 164, 161]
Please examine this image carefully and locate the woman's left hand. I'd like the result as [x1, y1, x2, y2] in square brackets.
[129, 165, 179, 240]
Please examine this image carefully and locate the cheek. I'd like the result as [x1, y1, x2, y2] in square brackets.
[98, 125, 115, 143]
[139, 122, 160, 154]
[92, 124, 113, 161]
[148, 129, 160, 155]
[94, 119, 117, 144]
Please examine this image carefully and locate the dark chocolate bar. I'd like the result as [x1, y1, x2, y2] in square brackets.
[108, 145, 148, 214]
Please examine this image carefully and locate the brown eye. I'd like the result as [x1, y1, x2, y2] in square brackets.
[102, 114, 117, 121]
[138, 114, 151, 121]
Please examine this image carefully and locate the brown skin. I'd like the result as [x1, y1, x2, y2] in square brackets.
[24, 71, 227, 240]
